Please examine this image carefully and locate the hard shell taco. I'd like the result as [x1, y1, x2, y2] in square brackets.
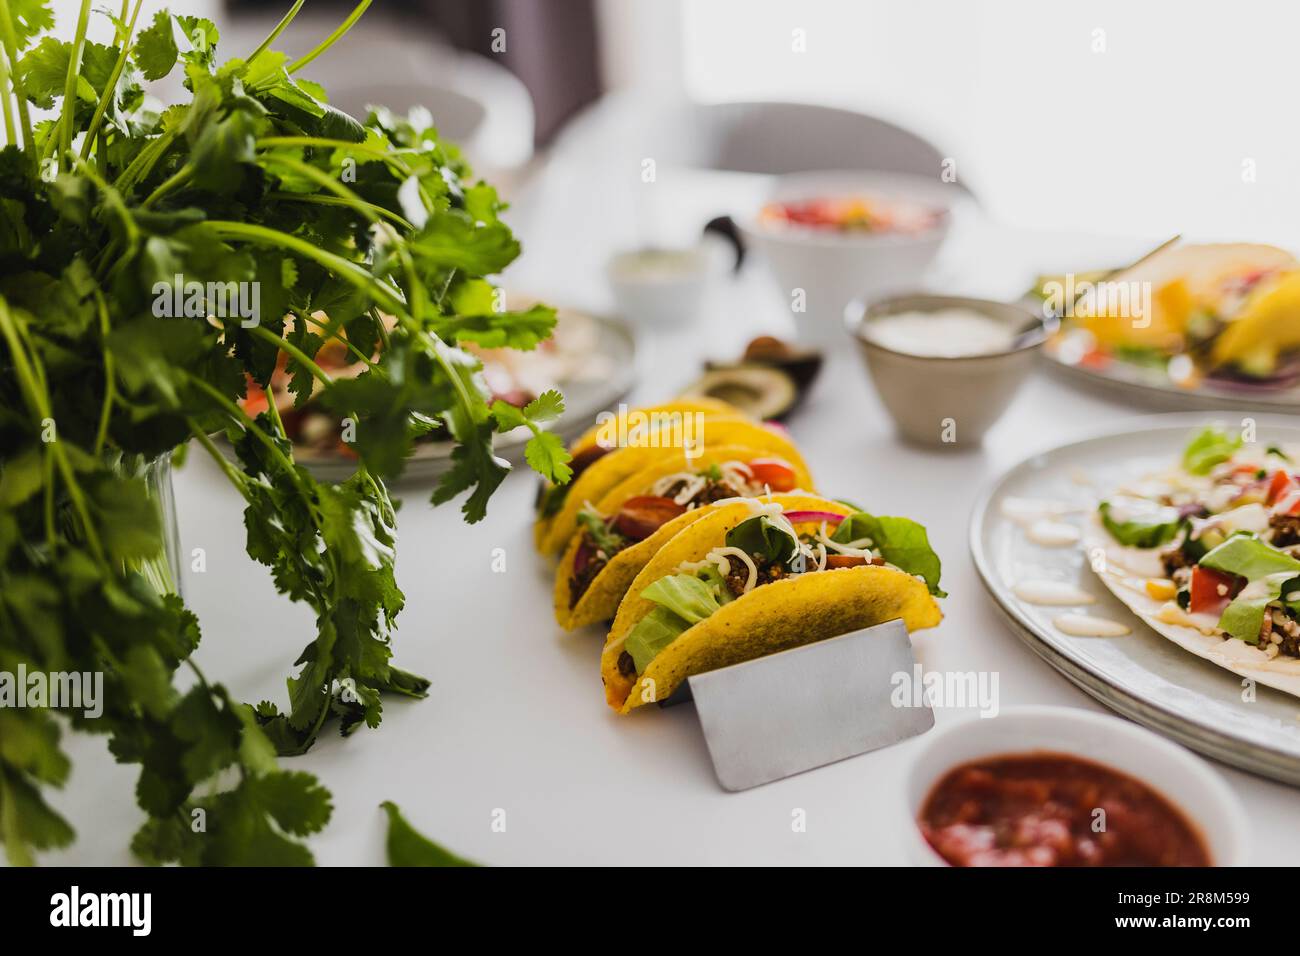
[555, 448, 814, 630]
[600, 494, 946, 713]
[534, 414, 810, 556]
[1088, 425, 1300, 698]
[532, 398, 742, 551]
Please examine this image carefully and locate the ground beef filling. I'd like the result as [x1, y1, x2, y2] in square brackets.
[569, 544, 618, 607]
[1270, 512, 1300, 548]
[1260, 607, 1300, 659]
[569, 479, 751, 606]
[723, 554, 788, 598]
[617, 650, 636, 677]
[1160, 543, 1192, 579]
[659, 476, 749, 505]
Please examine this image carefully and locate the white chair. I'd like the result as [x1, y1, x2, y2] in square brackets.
[544, 94, 969, 193]
[219, 11, 535, 173]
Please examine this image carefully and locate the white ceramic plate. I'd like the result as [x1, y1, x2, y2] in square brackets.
[970, 412, 1300, 785]
[224, 312, 637, 486]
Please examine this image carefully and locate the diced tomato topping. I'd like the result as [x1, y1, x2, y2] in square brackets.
[611, 496, 687, 541]
[1266, 469, 1296, 505]
[747, 458, 798, 492]
[1077, 348, 1110, 371]
[825, 554, 869, 569]
[241, 381, 269, 416]
[1189, 566, 1244, 615]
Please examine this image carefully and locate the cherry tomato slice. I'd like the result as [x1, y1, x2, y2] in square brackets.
[241, 382, 269, 416]
[612, 496, 687, 541]
[1189, 566, 1243, 615]
[747, 458, 798, 492]
[1266, 469, 1295, 505]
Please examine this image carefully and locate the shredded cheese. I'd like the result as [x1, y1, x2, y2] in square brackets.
[816, 521, 876, 558]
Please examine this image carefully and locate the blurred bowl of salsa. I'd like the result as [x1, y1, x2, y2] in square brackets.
[903, 706, 1248, 866]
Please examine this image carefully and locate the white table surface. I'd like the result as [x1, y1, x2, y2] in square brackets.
[42, 171, 1300, 867]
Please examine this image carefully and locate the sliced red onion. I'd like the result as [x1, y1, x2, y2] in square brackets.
[783, 510, 846, 524]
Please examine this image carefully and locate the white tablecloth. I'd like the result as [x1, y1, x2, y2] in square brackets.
[43, 170, 1300, 867]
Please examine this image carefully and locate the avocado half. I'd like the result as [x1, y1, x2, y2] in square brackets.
[680, 364, 799, 421]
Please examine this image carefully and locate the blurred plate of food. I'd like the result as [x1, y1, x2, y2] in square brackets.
[1030, 239, 1300, 411]
[236, 299, 637, 483]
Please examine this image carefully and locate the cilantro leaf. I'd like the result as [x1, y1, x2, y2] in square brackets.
[133, 9, 178, 81]
[381, 801, 478, 867]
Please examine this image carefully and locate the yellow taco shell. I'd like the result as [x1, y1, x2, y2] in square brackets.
[600, 495, 943, 712]
[536, 419, 810, 556]
[554, 447, 815, 630]
[532, 399, 746, 552]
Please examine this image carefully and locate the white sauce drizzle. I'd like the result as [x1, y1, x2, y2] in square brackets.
[1012, 580, 1097, 606]
[1053, 613, 1131, 637]
[1025, 519, 1081, 548]
[1000, 496, 1077, 524]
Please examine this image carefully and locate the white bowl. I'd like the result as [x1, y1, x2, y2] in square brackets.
[606, 247, 714, 329]
[902, 706, 1249, 867]
[740, 171, 955, 347]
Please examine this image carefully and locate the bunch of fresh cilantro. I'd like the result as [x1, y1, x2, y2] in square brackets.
[0, 0, 571, 865]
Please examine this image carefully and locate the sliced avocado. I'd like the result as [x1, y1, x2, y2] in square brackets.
[681, 364, 798, 421]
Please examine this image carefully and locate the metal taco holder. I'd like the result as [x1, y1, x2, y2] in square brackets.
[661, 618, 934, 791]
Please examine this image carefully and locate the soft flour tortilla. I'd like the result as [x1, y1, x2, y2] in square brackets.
[600, 494, 943, 713]
[553, 445, 816, 630]
[536, 419, 811, 556]
[1084, 512, 1300, 699]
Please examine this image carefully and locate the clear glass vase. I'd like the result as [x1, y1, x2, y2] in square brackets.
[110, 451, 183, 599]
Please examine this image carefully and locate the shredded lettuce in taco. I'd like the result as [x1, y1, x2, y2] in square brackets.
[619, 508, 943, 680]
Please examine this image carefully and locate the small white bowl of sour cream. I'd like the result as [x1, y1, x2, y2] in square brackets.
[846, 293, 1053, 446]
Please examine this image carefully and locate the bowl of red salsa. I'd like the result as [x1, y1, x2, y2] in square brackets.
[904, 707, 1247, 867]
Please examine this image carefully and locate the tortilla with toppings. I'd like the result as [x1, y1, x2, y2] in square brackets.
[555, 448, 814, 629]
[532, 398, 739, 550]
[600, 494, 945, 713]
[1087, 425, 1300, 698]
[534, 415, 810, 557]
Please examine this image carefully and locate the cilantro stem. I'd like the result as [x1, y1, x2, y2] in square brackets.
[0, 47, 16, 145]
[60, 0, 94, 166]
[267, 190, 413, 230]
[42, 450, 54, 544]
[205, 220, 407, 315]
[80, 0, 145, 162]
[0, 299, 106, 564]
[297, 310, 378, 369]
[256, 135, 432, 206]
[286, 0, 371, 75]
[141, 164, 194, 209]
[247, 0, 305, 65]
[249, 324, 333, 387]
[257, 153, 427, 319]
[72, 156, 139, 251]
[186, 420, 249, 490]
[114, 124, 179, 194]
[92, 291, 116, 455]
[182, 372, 312, 500]
[0, 0, 34, 153]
